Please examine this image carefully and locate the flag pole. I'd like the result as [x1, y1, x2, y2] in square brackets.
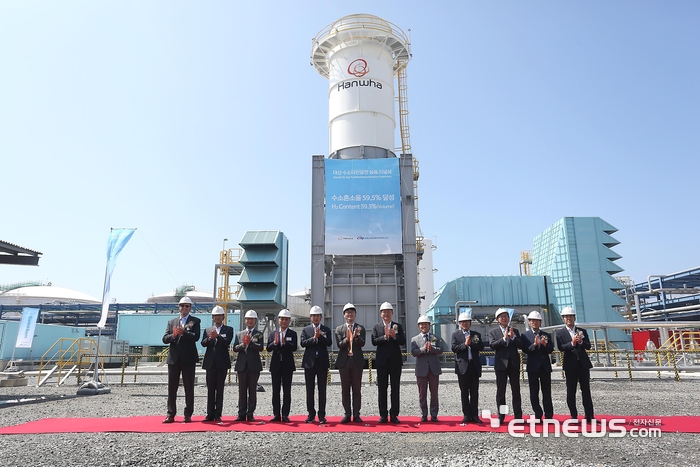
[78, 229, 113, 395]
[78, 228, 135, 395]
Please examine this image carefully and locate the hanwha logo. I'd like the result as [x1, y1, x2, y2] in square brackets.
[347, 59, 369, 77]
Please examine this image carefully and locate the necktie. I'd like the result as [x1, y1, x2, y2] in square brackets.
[424, 333, 429, 342]
[465, 332, 472, 360]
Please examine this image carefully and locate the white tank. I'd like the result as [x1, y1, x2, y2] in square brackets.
[311, 14, 410, 158]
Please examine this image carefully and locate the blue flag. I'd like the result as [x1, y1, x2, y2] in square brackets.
[98, 228, 136, 328]
[506, 308, 515, 324]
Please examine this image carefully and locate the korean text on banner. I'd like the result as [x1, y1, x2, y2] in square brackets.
[325, 158, 402, 255]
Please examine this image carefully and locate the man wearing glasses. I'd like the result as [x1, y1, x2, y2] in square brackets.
[162, 296, 201, 423]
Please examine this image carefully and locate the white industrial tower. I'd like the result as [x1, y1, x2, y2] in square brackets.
[309, 14, 422, 347]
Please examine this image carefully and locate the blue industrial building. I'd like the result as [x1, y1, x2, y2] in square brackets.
[427, 217, 630, 346]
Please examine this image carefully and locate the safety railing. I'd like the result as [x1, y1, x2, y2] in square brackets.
[27, 348, 698, 387]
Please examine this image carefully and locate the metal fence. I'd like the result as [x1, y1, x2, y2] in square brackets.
[26, 348, 700, 387]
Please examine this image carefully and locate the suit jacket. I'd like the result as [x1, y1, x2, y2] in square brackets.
[300, 323, 333, 370]
[371, 321, 406, 368]
[521, 329, 554, 373]
[410, 333, 443, 377]
[163, 314, 201, 365]
[266, 328, 298, 374]
[556, 326, 593, 371]
[201, 324, 233, 370]
[233, 328, 264, 372]
[335, 322, 366, 369]
[451, 329, 484, 377]
[488, 326, 524, 371]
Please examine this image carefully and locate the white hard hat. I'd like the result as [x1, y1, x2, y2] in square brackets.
[211, 306, 225, 316]
[244, 310, 258, 319]
[179, 296, 193, 305]
[560, 306, 576, 316]
[417, 315, 431, 324]
[278, 309, 292, 319]
[527, 311, 543, 321]
[495, 307, 509, 318]
[380, 301, 393, 311]
[458, 309, 472, 322]
[309, 305, 323, 315]
[343, 303, 356, 313]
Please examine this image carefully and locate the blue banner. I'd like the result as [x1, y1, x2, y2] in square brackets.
[15, 307, 39, 348]
[98, 228, 136, 328]
[325, 159, 402, 255]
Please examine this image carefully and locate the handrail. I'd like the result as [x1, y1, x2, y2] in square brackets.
[29, 348, 700, 386]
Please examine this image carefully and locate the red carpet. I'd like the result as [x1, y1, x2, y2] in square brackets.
[0, 415, 698, 434]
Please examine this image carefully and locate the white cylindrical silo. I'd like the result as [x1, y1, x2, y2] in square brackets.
[311, 14, 410, 158]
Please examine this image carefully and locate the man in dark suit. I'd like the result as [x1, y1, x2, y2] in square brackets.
[335, 302, 366, 423]
[451, 309, 484, 424]
[233, 309, 264, 421]
[521, 310, 554, 420]
[488, 307, 524, 423]
[411, 315, 443, 422]
[200, 305, 233, 424]
[300, 305, 332, 424]
[371, 301, 405, 424]
[266, 308, 297, 423]
[162, 296, 201, 423]
[555, 306, 595, 422]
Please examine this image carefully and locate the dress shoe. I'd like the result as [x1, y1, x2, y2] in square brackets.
[340, 415, 351, 424]
[162, 415, 175, 424]
[183, 416, 192, 423]
[378, 417, 389, 424]
[354, 416, 363, 423]
[270, 416, 282, 422]
[247, 415, 256, 422]
[470, 417, 484, 424]
[390, 416, 401, 424]
[203, 416, 215, 423]
[420, 415, 428, 422]
[430, 416, 439, 422]
[318, 417, 327, 424]
[235, 415, 246, 422]
[461, 417, 469, 424]
[305, 416, 315, 423]
[215, 417, 223, 424]
[282, 416, 291, 423]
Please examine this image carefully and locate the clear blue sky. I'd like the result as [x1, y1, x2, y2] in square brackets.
[1, 2, 698, 303]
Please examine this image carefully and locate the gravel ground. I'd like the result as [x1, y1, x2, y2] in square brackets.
[0, 367, 698, 467]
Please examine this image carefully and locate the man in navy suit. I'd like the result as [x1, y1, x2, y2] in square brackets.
[521, 310, 554, 420]
[555, 306, 595, 422]
[451, 309, 484, 424]
[201, 305, 233, 424]
[233, 309, 264, 421]
[371, 301, 405, 424]
[488, 307, 525, 423]
[335, 303, 366, 424]
[411, 315, 443, 422]
[266, 309, 297, 422]
[300, 305, 332, 424]
[162, 296, 201, 423]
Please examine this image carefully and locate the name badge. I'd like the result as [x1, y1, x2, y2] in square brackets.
[286, 337, 292, 341]
[220, 334, 227, 338]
